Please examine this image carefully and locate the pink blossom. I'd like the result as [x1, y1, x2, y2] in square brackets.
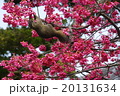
[32, 30, 39, 37]
[39, 45, 46, 51]
[2, 77, 13, 80]
[20, 41, 28, 47]
[7, 72, 15, 77]
[58, 72, 67, 78]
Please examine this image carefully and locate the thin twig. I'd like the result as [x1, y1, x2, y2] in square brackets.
[37, 7, 40, 18]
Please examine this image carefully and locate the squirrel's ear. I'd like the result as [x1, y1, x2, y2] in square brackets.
[33, 15, 37, 20]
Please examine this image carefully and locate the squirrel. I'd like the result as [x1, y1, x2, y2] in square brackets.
[28, 15, 69, 43]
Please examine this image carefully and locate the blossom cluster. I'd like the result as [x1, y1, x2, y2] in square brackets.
[2, 1, 35, 27]
[1, 0, 120, 80]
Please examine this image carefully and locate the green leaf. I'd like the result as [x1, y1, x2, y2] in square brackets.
[62, 19, 67, 24]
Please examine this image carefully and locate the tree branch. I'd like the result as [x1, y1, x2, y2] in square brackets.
[67, 60, 120, 76]
[95, 37, 120, 44]
[100, 13, 120, 38]
[114, 4, 120, 12]
[41, 19, 89, 30]
[91, 48, 119, 51]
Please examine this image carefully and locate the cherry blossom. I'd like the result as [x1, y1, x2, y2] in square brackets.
[0, 0, 120, 80]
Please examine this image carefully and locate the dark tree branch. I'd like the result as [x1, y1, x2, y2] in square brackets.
[114, 4, 120, 12]
[91, 48, 119, 51]
[67, 60, 120, 77]
[95, 37, 120, 44]
[41, 19, 89, 30]
[100, 13, 120, 38]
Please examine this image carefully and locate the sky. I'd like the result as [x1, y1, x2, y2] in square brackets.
[0, 0, 8, 29]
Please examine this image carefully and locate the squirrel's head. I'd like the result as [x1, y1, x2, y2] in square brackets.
[28, 15, 42, 29]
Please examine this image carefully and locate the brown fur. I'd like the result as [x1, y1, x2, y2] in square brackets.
[28, 15, 69, 43]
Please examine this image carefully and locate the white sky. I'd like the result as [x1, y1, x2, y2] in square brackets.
[0, 0, 8, 29]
